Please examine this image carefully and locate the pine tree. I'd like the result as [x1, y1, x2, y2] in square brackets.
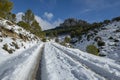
[19, 9, 45, 38]
[11, 13, 16, 22]
[6, 12, 16, 22]
[31, 20, 42, 35]
[22, 9, 34, 24]
[0, 0, 13, 18]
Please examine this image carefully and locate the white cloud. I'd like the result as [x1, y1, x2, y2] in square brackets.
[43, 12, 54, 20]
[16, 12, 62, 30]
[35, 15, 62, 30]
[16, 12, 24, 22]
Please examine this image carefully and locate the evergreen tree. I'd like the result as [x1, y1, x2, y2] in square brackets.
[31, 20, 42, 36]
[0, 0, 13, 18]
[22, 9, 34, 24]
[11, 13, 16, 22]
[103, 20, 110, 24]
[17, 21, 31, 31]
[6, 12, 16, 22]
[18, 9, 45, 38]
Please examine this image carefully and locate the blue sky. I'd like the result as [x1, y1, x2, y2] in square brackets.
[11, 0, 120, 30]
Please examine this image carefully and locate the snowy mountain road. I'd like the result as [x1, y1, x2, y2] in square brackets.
[0, 42, 120, 80]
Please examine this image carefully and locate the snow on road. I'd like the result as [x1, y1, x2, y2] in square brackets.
[0, 43, 44, 80]
[0, 42, 120, 80]
[42, 42, 120, 80]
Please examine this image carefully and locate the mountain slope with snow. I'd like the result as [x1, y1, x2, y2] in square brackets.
[74, 21, 120, 61]
[0, 18, 40, 55]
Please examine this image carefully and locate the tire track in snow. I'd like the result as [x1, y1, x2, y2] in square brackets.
[52, 43, 120, 80]
[34, 44, 45, 80]
[50, 43, 105, 80]
[0, 43, 44, 80]
[0, 45, 38, 80]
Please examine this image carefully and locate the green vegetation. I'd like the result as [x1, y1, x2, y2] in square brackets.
[86, 45, 99, 55]
[44, 16, 120, 40]
[17, 9, 45, 38]
[42, 38, 46, 42]
[60, 42, 66, 46]
[64, 36, 71, 43]
[31, 20, 43, 37]
[6, 12, 16, 23]
[22, 9, 34, 24]
[103, 20, 111, 25]
[0, 1, 45, 38]
[17, 21, 31, 31]
[0, 0, 13, 18]
[70, 31, 76, 38]
[44, 18, 103, 39]
[112, 16, 120, 21]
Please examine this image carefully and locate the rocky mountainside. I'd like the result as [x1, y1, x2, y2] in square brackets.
[59, 18, 89, 27]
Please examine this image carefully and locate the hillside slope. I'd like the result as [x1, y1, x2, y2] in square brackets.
[0, 18, 40, 55]
[74, 21, 120, 61]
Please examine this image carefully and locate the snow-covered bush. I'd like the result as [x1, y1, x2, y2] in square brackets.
[2, 43, 15, 54]
[2, 44, 8, 51]
[64, 36, 71, 43]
